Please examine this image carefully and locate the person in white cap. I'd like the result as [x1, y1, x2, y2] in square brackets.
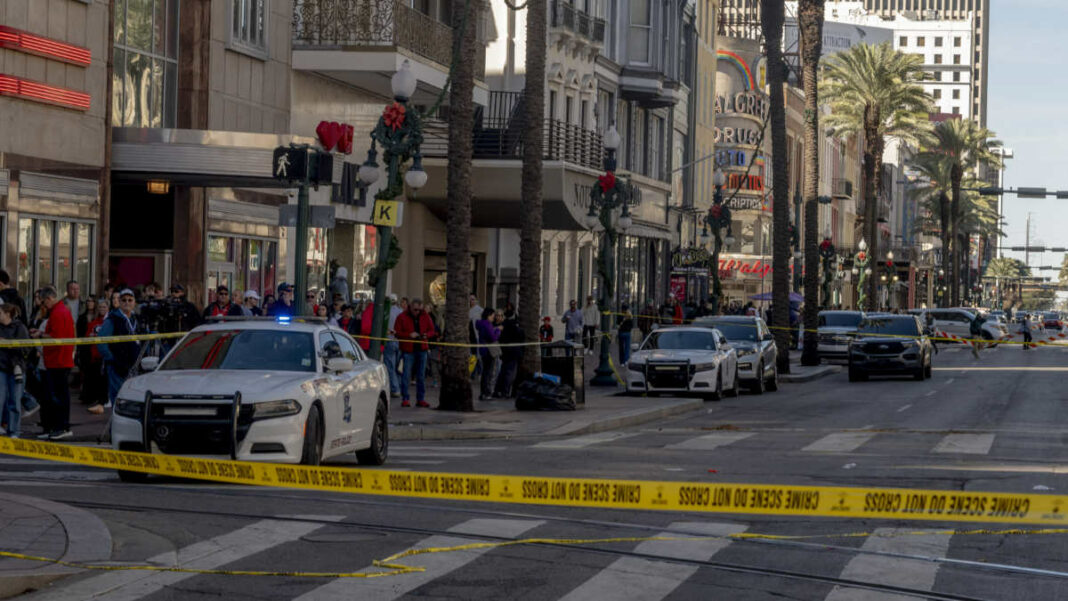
[242, 290, 262, 316]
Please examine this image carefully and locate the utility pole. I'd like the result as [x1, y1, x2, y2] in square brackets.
[1025, 212, 1031, 269]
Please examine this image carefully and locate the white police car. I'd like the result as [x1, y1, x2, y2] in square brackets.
[110, 318, 390, 481]
[626, 327, 739, 400]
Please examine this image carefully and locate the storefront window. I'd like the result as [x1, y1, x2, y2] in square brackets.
[248, 239, 262, 295]
[306, 228, 328, 297]
[17, 218, 93, 298]
[207, 234, 278, 300]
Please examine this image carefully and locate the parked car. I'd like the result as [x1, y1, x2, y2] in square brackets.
[816, 310, 864, 362]
[693, 316, 778, 394]
[849, 315, 933, 382]
[908, 308, 1006, 343]
[1042, 312, 1063, 330]
[626, 327, 739, 400]
[111, 319, 390, 482]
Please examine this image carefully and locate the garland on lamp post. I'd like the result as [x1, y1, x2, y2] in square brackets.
[819, 237, 836, 309]
[700, 170, 733, 316]
[586, 125, 633, 387]
[356, 60, 428, 359]
[852, 239, 871, 310]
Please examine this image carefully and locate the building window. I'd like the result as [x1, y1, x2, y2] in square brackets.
[629, 0, 652, 64]
[953, 71, 961, 82]
[934, 36, 943, 47]
[113, 0, 179, 127]
[580, 99, 589, 129]
[975, 50, 980, 63]
[649, 115, 663, 180]
[952, 89, 960, 99]
[952, 106, 960, 115]
[16, 217, 94, 300]
[954, 36, 962, 47]
[953, 54, 961, 64]
[229, 0, 269, 59]
[933, 54, 942, 64]
[933, 89, 941, 99]
[974, 102, 979, 115]
[933, 71, 942, 81]
[917, 36, 925, 47]
[207, 234, 278, 302]
[899, 35, 907, 46]
[565, 95, 573, 124]
[549, 90, 558, 121]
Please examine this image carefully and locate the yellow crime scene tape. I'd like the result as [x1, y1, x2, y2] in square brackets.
[0, 437, 1064, 527]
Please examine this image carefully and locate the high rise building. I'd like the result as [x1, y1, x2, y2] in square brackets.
[859, 0, 990, 126]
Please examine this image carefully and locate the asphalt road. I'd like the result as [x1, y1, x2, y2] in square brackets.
[5, 340, 1068, 600]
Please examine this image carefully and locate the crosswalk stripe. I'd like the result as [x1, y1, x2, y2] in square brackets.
[293, 518, 544, 601]
[824, 528, 952, 601]
[665, 432, 754, 451]
[801, 432, 877, 453]
[932, 433, 995, 455]
[557, 522, 746, 601]
[533, 432, 637, 449]
[30, 516, 344, 601]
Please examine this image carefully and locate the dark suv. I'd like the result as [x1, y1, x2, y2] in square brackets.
[848, 315, 933, 382]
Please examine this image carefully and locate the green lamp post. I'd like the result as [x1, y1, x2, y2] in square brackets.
[699, 169, 733, 316]
[853, 239, 870, 310]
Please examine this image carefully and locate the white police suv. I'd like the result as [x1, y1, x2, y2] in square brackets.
[110, 318, 389, 481]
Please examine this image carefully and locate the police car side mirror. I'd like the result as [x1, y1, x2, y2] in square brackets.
[140, 356, 160, 372]
[325, 357, 355, 373]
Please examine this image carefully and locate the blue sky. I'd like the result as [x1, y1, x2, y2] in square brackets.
[989, 0, 1068, 274]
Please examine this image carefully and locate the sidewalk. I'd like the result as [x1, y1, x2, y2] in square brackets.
[0, 492, 112, 599]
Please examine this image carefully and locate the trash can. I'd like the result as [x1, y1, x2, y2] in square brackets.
[540, 341, 585, 406]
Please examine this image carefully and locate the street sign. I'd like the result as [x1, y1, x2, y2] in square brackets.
[1017, 187, 1047, 199]
[278, 204, 336, 228]
[372, 200, 402, 227]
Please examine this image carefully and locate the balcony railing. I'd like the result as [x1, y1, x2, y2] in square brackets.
[550, 0, 605, 44]
[293, 0, 484, 78]
[421, 117, 604, 171]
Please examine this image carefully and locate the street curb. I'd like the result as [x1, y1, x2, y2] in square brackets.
[0, 492, 112, 599]
[780, 365, 840, 383]
[388, 397, 705, 441]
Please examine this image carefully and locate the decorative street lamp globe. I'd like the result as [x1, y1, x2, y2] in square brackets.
[404, 154, 428, 189]
[391, 60, 418, 101]
[724, 234, 736, 246]
[603, 125, 622, 151]
[358, 149, 380, 185]
[618, 214, 632, 231]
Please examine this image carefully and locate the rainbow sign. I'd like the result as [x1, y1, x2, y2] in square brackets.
[717, 49, 756, 91]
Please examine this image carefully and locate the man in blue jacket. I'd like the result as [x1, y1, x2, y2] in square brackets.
[96, 289, 142, 407]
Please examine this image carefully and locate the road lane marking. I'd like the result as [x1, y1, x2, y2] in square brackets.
[557, 522, 747, 601]
[665, 432, 754, 451]
[925, 390, 936, 397]
[388, 460, 446, 465]
[33, 516, 342, 601]
[533, 432, 637, 449]
[390, 446, 507, 452]
[824, 528, 952, 601]
[293, 519, 544, 601]
[932, 433, 996, 455]
[897, 404, 913, 412]
[389, 450, 479, 458]
[946, 378, 956, 384]
[802, 432, 877, 453]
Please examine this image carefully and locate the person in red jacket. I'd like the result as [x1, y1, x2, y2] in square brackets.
[392, 298, 437, 408]
[30, 286, 75, 439]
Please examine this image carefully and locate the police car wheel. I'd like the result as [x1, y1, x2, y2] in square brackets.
[300, 404, 324, 466]
[356, 399, 389, 466]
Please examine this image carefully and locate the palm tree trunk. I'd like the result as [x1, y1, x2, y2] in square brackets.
[949, 163, 962, 306]
[861, 106, 881, 312]
[798, 0, 824, 366]
[939, 191, 950, 307]
[762, 0, 791, 374]
[518, 0, 546, 384]
[438, 3, 478, 411]
[869, 140, 885, 310]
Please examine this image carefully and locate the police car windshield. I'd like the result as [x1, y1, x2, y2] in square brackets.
[693, 321, 758, 342]
[161, 329, 316, 372]
[856, 318, 920, 337]
[642, 330, 719, 351]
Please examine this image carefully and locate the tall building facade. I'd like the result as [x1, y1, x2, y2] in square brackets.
[857, 0, 989, 126]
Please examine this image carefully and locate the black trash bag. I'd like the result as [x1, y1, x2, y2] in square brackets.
[515, 378, 576, 411]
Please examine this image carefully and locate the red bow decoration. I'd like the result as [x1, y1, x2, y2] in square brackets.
[886, 260, 894, 267]
[383, 102, 406, 131]
[819, 238, 832, 251]
[857, 251, 867, 262]
[710, 205, 723, 219]
[598, 171, 616, 193]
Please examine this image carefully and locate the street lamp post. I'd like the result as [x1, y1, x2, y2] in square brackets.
[356, 61, 428, 360]
[853, 239, 870, 309]
[819, 238, 836, 308]
[700, 170, 733, 316]
[587, 125, 631, 387]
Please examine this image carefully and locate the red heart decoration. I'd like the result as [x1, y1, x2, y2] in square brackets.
[339, 124, 354, 154]
[316, 120, 342, 151]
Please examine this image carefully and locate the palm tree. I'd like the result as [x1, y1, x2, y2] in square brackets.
[984, 257, 1029, 310]
[798, 0, 825, 366]
[820, 42, 932, 310]
[518, 0, 547, 384]
[761, 0, 791, 374]
[438, 2, 479, 411]
[918, 118, 1002, 306]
